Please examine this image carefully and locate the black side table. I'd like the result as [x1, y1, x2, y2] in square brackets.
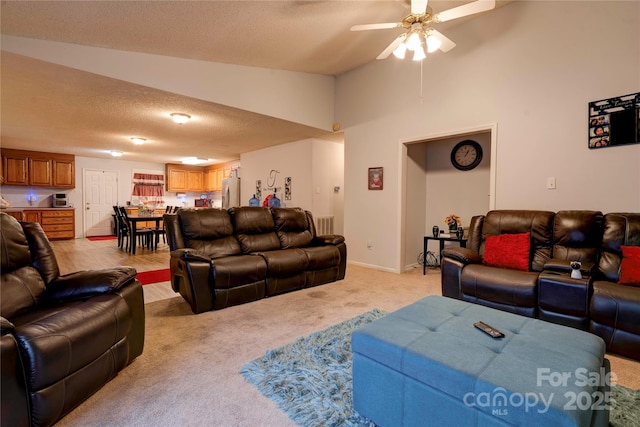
[538, 271, 591, 330]
[423, 235, 467, 274]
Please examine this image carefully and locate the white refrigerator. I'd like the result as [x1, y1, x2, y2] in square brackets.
[222, 177, 240, 209]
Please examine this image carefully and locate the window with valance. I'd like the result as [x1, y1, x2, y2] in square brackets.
[131, 170, 165, 207]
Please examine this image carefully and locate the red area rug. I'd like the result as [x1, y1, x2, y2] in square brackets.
[136, 268, 171, 285]
[87, 235, 118, 241]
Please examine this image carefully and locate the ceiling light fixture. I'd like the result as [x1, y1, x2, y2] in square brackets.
[130, 137, 146, 145]
[171, 113, 191, 124]
[392, 24, 438, 61]
[182, 157, 212, 165]
[110, 150, 123, 157]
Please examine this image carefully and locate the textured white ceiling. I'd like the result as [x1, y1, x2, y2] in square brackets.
[0, 1, 507, 165]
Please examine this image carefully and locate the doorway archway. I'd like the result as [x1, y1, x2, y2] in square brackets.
[398, 124, 497, 272]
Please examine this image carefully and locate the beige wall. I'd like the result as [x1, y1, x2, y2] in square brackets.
[337, 0, 640, 271]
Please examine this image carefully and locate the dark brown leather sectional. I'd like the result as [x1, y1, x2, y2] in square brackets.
[164, 207, 347, 313]
[441, 210, 640, 361]
[0, 213, 145, 427]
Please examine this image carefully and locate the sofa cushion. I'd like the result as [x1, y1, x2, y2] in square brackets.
[461, 264, 539, 310]
[483, 232, 530, 271]
[552, 210, 603, 262]
[229, 207, 281, 253]
[1, 266, 47, 319]
[259, 249, 309, 276]
[178, 209, 241, 258]
[211, 255, 268, 289]
[591, 280, 640, 335]
[480, 210, 554, 271]
[598, 213, 640, 282]
[271, 208, 313, 248]
[619, 245, 640, 286]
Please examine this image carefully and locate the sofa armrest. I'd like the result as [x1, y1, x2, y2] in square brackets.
[0, 317, 15, 333]
[313, 234, 345, 245]
[170, 248, 212, 263]
[441, 247, 482, 265]
[44, 266, 137, 302]
[543, 258, 595, 276]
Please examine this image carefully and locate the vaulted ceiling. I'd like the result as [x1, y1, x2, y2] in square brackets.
[0, 1, 509, 165]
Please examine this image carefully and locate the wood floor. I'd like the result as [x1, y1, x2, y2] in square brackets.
[51, 237, 175, 303]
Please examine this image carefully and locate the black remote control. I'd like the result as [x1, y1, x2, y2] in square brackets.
[474, 321, 505, 338]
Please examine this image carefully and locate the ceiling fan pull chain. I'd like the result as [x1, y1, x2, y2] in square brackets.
[420, 59, 424, 104]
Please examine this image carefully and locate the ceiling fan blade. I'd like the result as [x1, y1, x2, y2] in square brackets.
[429, 29, 456, 52]
[351, 22, 401, 31]
[433, 0, 495, 23]
[377, 33, 408, 59]
[411, 0, 429, 15]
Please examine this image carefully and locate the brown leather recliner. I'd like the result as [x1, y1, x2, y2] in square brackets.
[0, 213, 145, 427]
[590, 213, 640, 360]
[441, 210, 555, 317]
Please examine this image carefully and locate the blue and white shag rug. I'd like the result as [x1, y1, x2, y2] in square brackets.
[240, 309, 640, 427]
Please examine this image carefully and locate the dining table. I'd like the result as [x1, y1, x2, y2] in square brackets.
[126, 213, 164, 255]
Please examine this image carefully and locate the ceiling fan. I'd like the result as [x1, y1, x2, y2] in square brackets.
[351, 0, 496, 61]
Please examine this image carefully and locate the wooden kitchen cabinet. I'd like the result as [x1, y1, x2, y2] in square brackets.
[1, 148, 75, 188]
[204, 167, 224, 191]
[52, 158, 75, 187]
[166, 161, 237, 193]
[2, 209, 74, 240]
[3, 211, 24, 221]
[2, 151, 28, 186]
[23, 210, 42, 223]
[40, 210, 75, 239]
[166, 164, 205, 192]
[187, 170, 204, 192]
[29, 158, 53, 187]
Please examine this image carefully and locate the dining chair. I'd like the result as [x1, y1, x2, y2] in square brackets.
[118, 206, 156, 251]
[112, 206, 124, 248]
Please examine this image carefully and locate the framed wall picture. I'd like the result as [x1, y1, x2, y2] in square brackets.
[368, 167, 383, 190]
[588, 92, 640, 149]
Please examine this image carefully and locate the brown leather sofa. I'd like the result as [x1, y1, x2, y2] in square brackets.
[441, 210, 640, 360]
[164, 207, 347, 313]
[1, 213, 145, 427]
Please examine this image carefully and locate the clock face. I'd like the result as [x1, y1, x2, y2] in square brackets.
[451, 140, 483, 171]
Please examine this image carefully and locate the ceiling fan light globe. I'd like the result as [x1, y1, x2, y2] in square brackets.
[413, 46, 426, 61]
[406, 32, 421, 51]
[426, 35, 442, 53]
[393, 43, 407, 59]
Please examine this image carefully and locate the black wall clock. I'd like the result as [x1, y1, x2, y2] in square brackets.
[450, 140, 483, 171]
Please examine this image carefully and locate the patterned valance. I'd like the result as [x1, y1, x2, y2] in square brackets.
[131, 172, 164, 206]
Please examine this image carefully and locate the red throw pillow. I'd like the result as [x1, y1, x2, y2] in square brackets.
[483, 232, 531, 271]
[618, 245, 640, 286]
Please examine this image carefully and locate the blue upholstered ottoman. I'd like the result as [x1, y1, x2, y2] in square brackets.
[352, 296, 611, 427]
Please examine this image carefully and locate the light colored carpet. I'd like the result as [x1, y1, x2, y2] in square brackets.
[57, 265, 435, 426]
[56, 265, 640, 426]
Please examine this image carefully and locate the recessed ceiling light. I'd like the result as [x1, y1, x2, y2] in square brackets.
[171, 113, 191, 124]
[130, 137, 146, 145]
[110, 150, 123, 157]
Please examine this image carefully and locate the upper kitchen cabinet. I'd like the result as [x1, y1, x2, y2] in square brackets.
[2, 150, 28, 185]
[166, 163, 205, 192]
[1, 149, 75, 188]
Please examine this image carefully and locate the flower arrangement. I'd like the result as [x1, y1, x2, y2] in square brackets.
[445, 214, 461, 228]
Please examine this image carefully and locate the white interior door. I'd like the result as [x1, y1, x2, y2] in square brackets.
[83, 169, 119, 237]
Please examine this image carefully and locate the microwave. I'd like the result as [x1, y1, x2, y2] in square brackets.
[52, 193, 70, 208]
[194, 198, 209, 208]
